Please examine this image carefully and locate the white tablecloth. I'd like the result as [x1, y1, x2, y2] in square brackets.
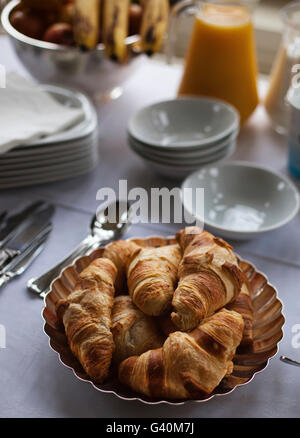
[0, 35, 299, 418]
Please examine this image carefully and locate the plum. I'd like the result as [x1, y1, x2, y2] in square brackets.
[43, 22, 74, 46]
[129, 4, 143, 36]
[10, 9, 45, 40]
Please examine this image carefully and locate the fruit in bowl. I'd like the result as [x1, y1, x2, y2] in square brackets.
[7, 0, 169, 61]
[21, 0, 64, 9]
[9, 8, 45, 39]
[42, 22, 74, 46]
[1, 0, 169, 97]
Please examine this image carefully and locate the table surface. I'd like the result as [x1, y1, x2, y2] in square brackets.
[0, 35, 300, 419]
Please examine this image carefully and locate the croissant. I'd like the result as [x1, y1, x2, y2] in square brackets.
[127, 245, 182, 316]
[158, 315, 178, 337]
[111, 296, 165, 363]
[56, 258, 117, 383]
[172, 227, 244, 331]
[103, 240, 140, 293]
[119, 308, 244, 400]
[227, 282, 253, 348]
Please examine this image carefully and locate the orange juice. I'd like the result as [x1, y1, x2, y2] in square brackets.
[178, 5, 259, 124]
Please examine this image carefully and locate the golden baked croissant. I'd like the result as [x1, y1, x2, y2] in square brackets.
[56, 258, 117, 383]
[227, 282, 253, 348]
[161, 286, 253, 343]
[119, 308, 244, 400]
[111, 296, 165, 363]
[127, 245, 182, 316]
[172, 227, 244, 331]
[103, 240, 140, 293]
[158, 315, 178, 337]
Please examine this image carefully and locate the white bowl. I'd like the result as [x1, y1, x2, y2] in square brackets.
[129, 137, 236, 167]
[128, 131, 238, 161]
[181, 161, 300, 240]
[128, 98, 240, 149]
[134, 144, 236, 180]
[127, 128, 239, 153]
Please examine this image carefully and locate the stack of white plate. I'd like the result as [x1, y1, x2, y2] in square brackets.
[0, 85, 98, 189]
[128, 98, 240, 180]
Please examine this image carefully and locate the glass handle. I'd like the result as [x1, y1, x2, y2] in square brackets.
[166, 0, 197, 65]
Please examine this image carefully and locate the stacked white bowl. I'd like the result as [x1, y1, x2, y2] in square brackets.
[0, 85, 98, 189]
[128, 98, 240, 180]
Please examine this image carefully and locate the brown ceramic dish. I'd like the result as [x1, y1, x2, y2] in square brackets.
[43, 236, 285, 405]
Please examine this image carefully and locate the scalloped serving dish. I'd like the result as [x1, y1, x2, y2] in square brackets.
[43, 236, 285, 405]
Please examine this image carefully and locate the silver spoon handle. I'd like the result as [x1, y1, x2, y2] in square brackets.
[280, 356, 300, 367]
[27, 234, 99, 298]
[0, 273, 12, 289]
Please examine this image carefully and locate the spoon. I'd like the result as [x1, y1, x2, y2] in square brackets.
[280, 356, 300, 368]
[27, 200, 132, 299]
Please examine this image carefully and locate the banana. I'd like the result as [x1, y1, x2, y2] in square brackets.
[74, 0, 101, 50]
[21, 0, 64, 11]
[103, 0, 130, 62]
[140, 0, 169, 56]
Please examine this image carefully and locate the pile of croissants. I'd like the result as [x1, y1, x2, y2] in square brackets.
[56, 227, 253, 400]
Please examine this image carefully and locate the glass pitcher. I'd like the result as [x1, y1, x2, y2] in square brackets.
[167, 0, 260, 124]
[265, 2, 300, 135]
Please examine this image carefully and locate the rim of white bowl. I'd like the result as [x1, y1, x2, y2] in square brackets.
[129, 130, 239, 159]
[131, 139, 237, 168]
[1, 0, 139, 52]
[128, 97, 240, 149]
[130, 141, 236, 168]
[128, 131, 240, 153]
[181, 161, 300, 235]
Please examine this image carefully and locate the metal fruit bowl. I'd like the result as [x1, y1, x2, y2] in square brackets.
[1, 0, 144, 99]
[43, 236, 285, 406]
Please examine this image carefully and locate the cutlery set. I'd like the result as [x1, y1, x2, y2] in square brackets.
[0, 199, 131, 295]
[0, 201, 55, 289]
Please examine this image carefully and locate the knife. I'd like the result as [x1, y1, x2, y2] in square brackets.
[0, 211, 7, 229]
[0, 226, 52, 289]
[0, 201, 48, 249]
[0, 223, 52, 274]
[0, 204, 55, 270]
[0, 211, 7, 222]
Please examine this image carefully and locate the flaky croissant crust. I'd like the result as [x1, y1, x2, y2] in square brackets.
[172, 227, 245, 331]
[119, 308, 244, 400]
[103, 240, 140, 294]
[56, 257, 117, 383]
[58, 231, 252, 400]
[112, 295, 165, 363]
[127, 244, 182, 316]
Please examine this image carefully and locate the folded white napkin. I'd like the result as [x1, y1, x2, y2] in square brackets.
[0, 72, 85, 154]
